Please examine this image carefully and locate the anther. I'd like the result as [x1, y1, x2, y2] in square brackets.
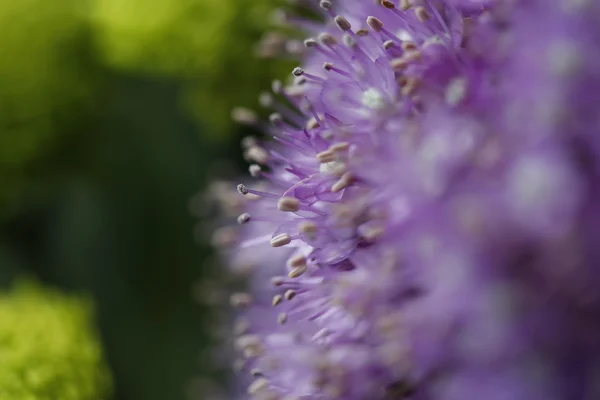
[259, 92, 274, 107]
[249, 164, 261, 177]
[299, 221, 318, 235]
[343, 34, 356, 48]
[367, 16, 384, 32]
[331, 172, 354, 192]
[271, 233, 292, 247]
[317, 149, 336, 163]
[234, 319, 251, 335]
[323, 62, 333, 71]
[292, 67, 304, 77]
[399, 76, 420, 96]
[402, 41, 419, 52]
[287, 254, 306, 268]
[384, 40, 395, 49]
[278, 312, 288, 324]
[241, 136, 257, 149]
[306, 117, 321, 130]
[248, 378, 270, 395]
[272, 294, 284, 306]
[381, 0, 395, 8]
[231, 107, 258, 125]
[284, 290, 297, 300]
[390, 57, 409, 71]
[399, 0, 412, 11]
[237, 213, 251, 224]
[288, 254, 307, 268]
[318, 33, 338, 46]
[230, 292, 253, 308]
[319, 0, 332, 10]
[269, 112, 283, 125]
[334, 16, 352, 31]
[271, 80, 283, 94]
[278, 197, 301, 212]
[304, 38, 318, 48]
[271, 276, 286, 286]
[245, 146, 269, 164]
[288, 265, 307, 278]
[356, 29, 369, 36]
[330, 142, 350, 152]
[414, 6, 430, 22]
[211, 226, 237, 247]
[237, 184, 249, 195]
[251, 368, 264, 377]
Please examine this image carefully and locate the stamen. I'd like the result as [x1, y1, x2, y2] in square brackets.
[271, 233, 292, 247]
[271, 80, 283, 94]
[318, 33, 338, 47]
[414, 6, 430, 22]
[331, 172, 354, 192]
[334, 16, 352, 32]
[231, 107, 258, 125]
[284, 290, 297, 300]
[230, 292, 253, 309]
[292, 67, 305, 77]
[237, 213, 251, 224]
[278, 197, 301, 212]
[269, 112, 283, 126]
[277, 312, 288, 324]
[272, 294, 284, 306]
[288, 265, 308, 278]
[384, 40, 396, 49]
[288, 254, 307, 268]
[366, 16, 384, 32]
[245, 146, 270, 164]
[237, 184, 281, 200]
[299, 221, 319, 235]
[259, 92, 274, 108]
[323, 62, 353, 79]
[248, 378, 270, 395]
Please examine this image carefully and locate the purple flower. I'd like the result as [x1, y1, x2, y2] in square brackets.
[215, 1, 600, 399]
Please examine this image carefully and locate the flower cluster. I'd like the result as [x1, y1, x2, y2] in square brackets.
[216, 1, 600, 399]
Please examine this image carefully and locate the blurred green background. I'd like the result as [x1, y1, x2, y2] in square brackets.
[0, 0, 291, 398]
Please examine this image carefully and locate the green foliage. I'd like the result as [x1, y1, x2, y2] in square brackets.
[0, 0, 98, 213]
[0, 280, 112, 399]
[90, 0, 292, 134]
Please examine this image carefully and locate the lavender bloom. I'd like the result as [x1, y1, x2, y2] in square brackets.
[215, 1, 600, 399]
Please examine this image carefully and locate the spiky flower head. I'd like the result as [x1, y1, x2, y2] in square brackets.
[216, 1, 600, 399]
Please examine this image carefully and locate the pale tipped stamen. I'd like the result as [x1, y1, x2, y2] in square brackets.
[237, 184, 281, 200]
[334, 16, 352, 32]
[331, 172, 354, 192]
[271, 233, 293, 247]
[284, 290, 297, 300]
[288, 265, 308, 278]
[237, 213, 251, 224]
[230, 292, 253, 309]
[278, 197, 301, 212]
[272, 294, 284, 306]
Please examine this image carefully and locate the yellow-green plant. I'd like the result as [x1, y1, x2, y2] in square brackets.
[0, 280, 112, 399]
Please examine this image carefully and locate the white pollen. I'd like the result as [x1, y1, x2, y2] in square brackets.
[361, 88, 387, 110]
[445, 77, 468, 106]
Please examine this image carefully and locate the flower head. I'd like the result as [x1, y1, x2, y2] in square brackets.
[216, 1, 600, 399]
